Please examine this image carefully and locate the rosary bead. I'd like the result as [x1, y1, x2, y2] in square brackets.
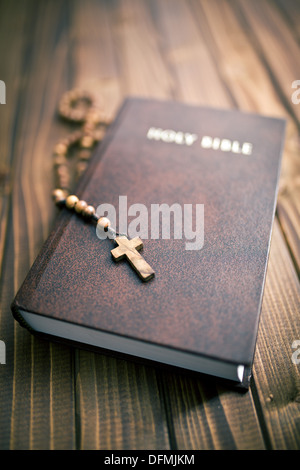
[75, 200, 88, 214]
[78, 149, 91, 161]
[80, 135, 95, 148]
[66, 195, 79, 209]
[86, 108, 101, 124]
[70, 109, 85, 122]
[82, 205, 96, 217]
[76, 161, 88, 177]
[97, 217, 111, 232]
[54, 142, 68, 155]
[52, 189, 67, 204]
[53, 89, 110, 222]
[53, 154, 67, 166]
[58, 177, 71, 190]
[56, 164, 69, 176]
[67, 130, 83, 144]
[93, 127, 106, 141]
[83, 122, 96, 133]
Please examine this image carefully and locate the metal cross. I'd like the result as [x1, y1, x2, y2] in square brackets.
[111, 236, 155, 282]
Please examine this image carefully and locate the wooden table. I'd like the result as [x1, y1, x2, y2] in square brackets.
[0, 0, 299, 450]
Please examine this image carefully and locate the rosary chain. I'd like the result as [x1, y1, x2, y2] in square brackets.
[51, 89, 114, 235]
[51, 90, 154, 281]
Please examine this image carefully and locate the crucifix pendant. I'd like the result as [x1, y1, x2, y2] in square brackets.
[111, 236, 155, 282]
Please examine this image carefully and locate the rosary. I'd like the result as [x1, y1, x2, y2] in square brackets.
[51, 89, 155, 282]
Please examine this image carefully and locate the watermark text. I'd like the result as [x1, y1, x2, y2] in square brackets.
[291, 80, 300, 105]
[0, 340, 6, 364]
[0, 80, 6, 104]
[292, 340, 300, 365]
[96, 196, 204, 251]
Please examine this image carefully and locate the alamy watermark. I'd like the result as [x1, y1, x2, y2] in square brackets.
[0, 340, 6, 364]
[96, 196, 204, 251]
[291, 80, 300, 105]
[0, 80, 6, 104]
[292, 340, 300, 365]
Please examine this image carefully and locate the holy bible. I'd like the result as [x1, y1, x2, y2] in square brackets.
[11, 98, 285, 388]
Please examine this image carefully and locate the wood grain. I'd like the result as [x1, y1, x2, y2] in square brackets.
[75, 352, 170, 449]
[0, 0, 299, 450]
[253, 220, 300, 450]
[0, 0, 77, 450]
[236, 0, 300, 277]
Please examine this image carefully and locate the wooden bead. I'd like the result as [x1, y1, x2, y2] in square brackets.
[57, 175, 69, 187]
[83, 122, 96, 132]
[78, 149, 91, 161]
[52, 189, 67, 204]
[75, 200, 88, 214]
[58, 181, 70, 192]
[70, 110, 85, 121]
[80, 135, 95, 148]
[82, 205, 95, 217]
[53, 154, 67, 166]
[67, 130, 82, 144]
[97, 217, 111, 232]
[54, 142, 68, 155]
[56, 164, 69, 176]
[66, 195, 79, 209]
[76, 161, 88, 177]
[93, 128, 106, 141]
[86, 108, 101, 124]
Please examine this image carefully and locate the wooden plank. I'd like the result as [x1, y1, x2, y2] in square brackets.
[159, 372, 265, 450]
[0, 0, 76, 449]
[235, 0, 300, 274]
[0, 1, 27, 277]
[71, 0, 122, 121]
[0, 0, 36, 449]
[237, 0, 300, 122]
[275, 0, 300, 44]
[276, 195, 300, 277]
[76, 352, 170, 449]
[0, 203, 75, 450]
[146, 0, 231, 105]
[109, 0, 174, 100]
[253, 220, 300, 450]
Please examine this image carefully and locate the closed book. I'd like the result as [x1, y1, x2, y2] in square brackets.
[11, 97, 285, 389]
